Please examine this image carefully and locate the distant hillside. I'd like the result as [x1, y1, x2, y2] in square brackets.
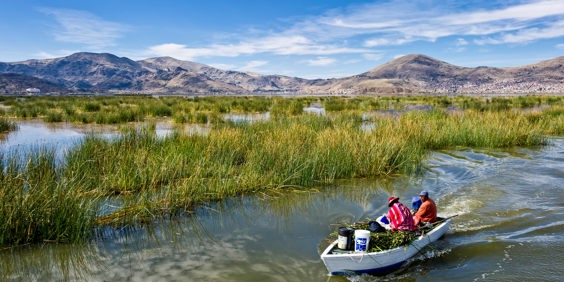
[303, 54, 564, 94]
[0, 52, 148, 91]
[0, 52, 562, 95]
[138, 56, 311, 93]
[0, 73, 66, 94]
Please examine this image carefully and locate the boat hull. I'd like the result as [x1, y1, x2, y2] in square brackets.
[320, 219, 451, 275]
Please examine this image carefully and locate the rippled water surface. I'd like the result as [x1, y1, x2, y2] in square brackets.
[1, 122, 562, 281]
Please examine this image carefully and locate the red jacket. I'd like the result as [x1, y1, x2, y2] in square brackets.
[387, 202, 417, 231]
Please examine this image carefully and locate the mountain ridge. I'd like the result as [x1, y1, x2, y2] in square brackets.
[0, 52, 562, 95]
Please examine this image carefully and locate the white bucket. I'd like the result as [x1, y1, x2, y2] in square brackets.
[354, 230, 371, 252]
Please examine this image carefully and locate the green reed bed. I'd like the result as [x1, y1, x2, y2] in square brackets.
[66, 106, 560, 226]
[60, 114, 430, 225]
[445, 96, 563, 111]
[0, 95, 279, 124]
[0, 96, 162, 123]
[0, 150, 98, 245]
[1, 95, 562, 125]
[396, 109, 551, 149]
[0, 97, 562, 245]
[544, 105, 564, 134]
[0, 117, 17, 132]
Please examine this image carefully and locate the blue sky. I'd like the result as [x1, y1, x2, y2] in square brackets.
[1, 0, 563, 78]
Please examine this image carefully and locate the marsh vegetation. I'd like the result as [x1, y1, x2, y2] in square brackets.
[0, 117, 16, 132]
[0, 95, 562, 246]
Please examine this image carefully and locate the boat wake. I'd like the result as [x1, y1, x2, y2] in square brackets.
[411, 248, 452, 262]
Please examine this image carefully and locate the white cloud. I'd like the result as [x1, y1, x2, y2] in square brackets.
[475, 20, 564, 45]
[363, 53, 384, 61]
[364, 37, 413, 47]
[329, 18, 401, 29]
[305, 57, 336, 66]
[34, 50, 79, 59]
[148, 43, 218, 60]
[147, 35, 370, 60]
[364, 38, 391, 47]
[145, 0, 563, 60]
[343, 59, 362, 64]
[39, 8, 128, 49]
[452, 38, 468, 52]
[456, 38, 468, 46]
[557, 43, 564, 49]
[441, 0, 564, 25]
[237, 60, 268, 72]
[208, 63, 237, 70]
[323, 0, 564, 44]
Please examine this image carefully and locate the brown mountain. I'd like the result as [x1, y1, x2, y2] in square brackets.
[0, 52, 149, 91]
[138, 56, 314, 93]
[322, 54, 564, 94]
[0, 73, 66, 94]
[0, 52, 562, 95]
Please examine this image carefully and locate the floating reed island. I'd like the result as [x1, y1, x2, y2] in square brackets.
[0, 95, 562, 246]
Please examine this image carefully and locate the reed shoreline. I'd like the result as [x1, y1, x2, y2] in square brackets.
[0, 95, 562, 246]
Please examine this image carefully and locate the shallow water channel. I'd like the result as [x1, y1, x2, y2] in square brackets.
[1, 121, 563, 281]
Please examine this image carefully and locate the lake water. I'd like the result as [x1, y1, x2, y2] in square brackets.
[1, 121, 563, 281]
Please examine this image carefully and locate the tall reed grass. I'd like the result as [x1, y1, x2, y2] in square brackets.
[66, 106, 559, 226]
[0, 117, 17, 132]
[0, 150, 98, 245]
[0, 95, 562, 245]
[1, 95, 562, 125]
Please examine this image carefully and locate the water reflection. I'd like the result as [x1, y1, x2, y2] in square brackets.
[0, 243, 102, 282]
[0, 121, 212, 160]
[0, 120, 103, 160]
[223, 112, 270, 123]
[304, 102, 326, 115]
[153, 122, 210, 137]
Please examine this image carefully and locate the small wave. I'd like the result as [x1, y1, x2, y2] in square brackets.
[326, 248, 454, 282]
[502, 220, 564, 241]
[338, 270, 416, 282]
[472, 244, 516, 282]
[451, 222, 497, 233]
[438, 195, 484, 219]
[411, 248, 452, 262]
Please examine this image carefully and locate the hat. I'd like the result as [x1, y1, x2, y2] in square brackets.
[411, 196, 422, 211]
[419, 191, 429, 196]
[388, 197, 400, 207]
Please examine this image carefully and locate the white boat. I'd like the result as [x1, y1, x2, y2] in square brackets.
[320, 217, 452, 275]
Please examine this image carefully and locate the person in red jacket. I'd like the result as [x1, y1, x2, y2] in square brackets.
[386, 197, 417, 231]
[413, 191, 437, 225]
